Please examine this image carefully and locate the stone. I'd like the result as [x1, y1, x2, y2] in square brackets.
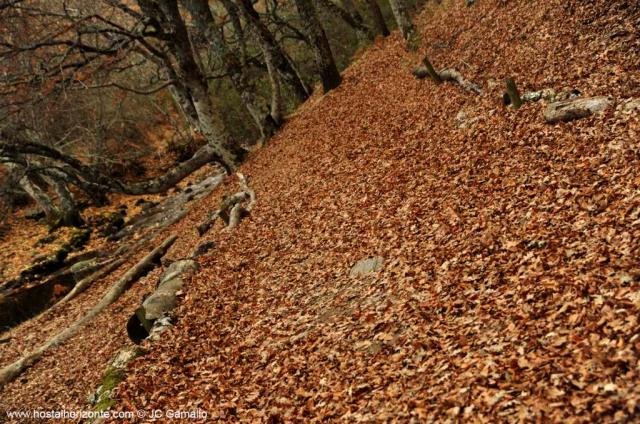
[24, 208, 45, 221]
[621, 98, 640, 112]
[544, 96, 611, 124]
[350, 256, 384, 277]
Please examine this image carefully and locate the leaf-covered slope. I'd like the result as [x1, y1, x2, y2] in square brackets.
[1, 0, 639, 421]
[108, 0, 640, 421]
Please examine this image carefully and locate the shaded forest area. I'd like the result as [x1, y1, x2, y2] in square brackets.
[0, 0, 419, 330]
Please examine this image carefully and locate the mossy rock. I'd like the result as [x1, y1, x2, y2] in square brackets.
[90, 347, 147, 416]
[67, 228, 91, 249]
[20, 247, 70, 281]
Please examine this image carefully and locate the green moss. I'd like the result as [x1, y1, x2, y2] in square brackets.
[68, 228, 91, 249]
[92, 367, 125, 413]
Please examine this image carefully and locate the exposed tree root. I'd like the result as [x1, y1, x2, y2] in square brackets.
[0, 234, 177, 389]
[196, 173, 256, 234]
[55, 258, 125, 306]
[413, 58, 482, 94]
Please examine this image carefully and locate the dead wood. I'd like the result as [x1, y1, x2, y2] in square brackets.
[0, 234, 177, 389]
[195, 173, 256, 234]
[413, 57, 482, 94]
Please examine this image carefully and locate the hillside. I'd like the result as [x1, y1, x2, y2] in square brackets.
[1, 0, 640, 421]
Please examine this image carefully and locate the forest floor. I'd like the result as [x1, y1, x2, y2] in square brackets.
[1, 0, 640, 422]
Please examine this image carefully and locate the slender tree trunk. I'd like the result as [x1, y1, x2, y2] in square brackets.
[218, 0, 247, 64]
[388, 0, 414, 41]
[293, 0, 342, 92]
[235, 0, 311, 101]
[183, 0, 278, 140]
[137, 0, 244, 170]
[264, 46, 284, 126]
[314, 0, 372, 42]
[365, 0, 390, 36]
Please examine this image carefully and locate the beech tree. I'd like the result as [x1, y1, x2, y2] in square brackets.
[293, 0, 342, 91]
[388, 0, 414, 41]
[0, 0, 382, 226]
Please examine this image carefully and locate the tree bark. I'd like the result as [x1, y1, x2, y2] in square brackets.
[183, 0, 278, 141]
[51, 177, 84, 227]
[235, 0, 311, 101]
[293, 0, 342, 92]
[388, 0, 414, 41]
[364, 0, 390, 36]
[121, 144, 219, 195]
[264, 45, 284, 126]
[315, 0, 372, 42]
[137, 0, 244, 170]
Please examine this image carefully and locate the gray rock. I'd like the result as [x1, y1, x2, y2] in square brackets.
[142, 259, 197, 320]
[622, 98, 640, 112]
[350, 256, 384, 277]
[544, 96, 611, 124]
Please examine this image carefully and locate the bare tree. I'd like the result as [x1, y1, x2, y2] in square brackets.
[293, 0, 342, 92]
[388, 0, 414, 41]
[364, 0, 390, 37]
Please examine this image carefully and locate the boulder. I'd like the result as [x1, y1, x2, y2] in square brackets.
[350, 256, 385, 277]
[544, 96, 611, 123]
[127, 259, 198, 343]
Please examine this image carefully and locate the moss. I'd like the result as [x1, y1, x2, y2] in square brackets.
[91, 347, 147, 417]
[67, 228, 91, 249]
[92, 367, 125, 413]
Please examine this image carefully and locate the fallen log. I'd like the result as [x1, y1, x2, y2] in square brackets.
[0, 234, 177, 389]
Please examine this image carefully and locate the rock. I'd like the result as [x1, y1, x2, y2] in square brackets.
[24, 208, 45, 221]
[127, 259, 198, 343]
[544, 96, 612, 123]
[350, 256, 384, 277]
[621, 98, 640, 112]
[192, 241, 216, 258]
[143, 259, 197, 320]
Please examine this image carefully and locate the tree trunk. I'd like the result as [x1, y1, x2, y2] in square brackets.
[388, 0, 414, 41]
[293, 0, 342, 92]
[121, 144, 219, 195]
[364, 0, 390, 36]
[218, 0, 247, 64]
[137, 0, 244, 170]
[183, 0, 278, 141]
[51, 178, 84, 227]
[264, 45, 284, 126]
[315, 0, 372, 42]
[235, 0, 311, 101]
[7, 163, 59, 225]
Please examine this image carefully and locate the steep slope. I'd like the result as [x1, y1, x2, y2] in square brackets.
[1, 0, 640, 421]
[106, 0, 639, 421]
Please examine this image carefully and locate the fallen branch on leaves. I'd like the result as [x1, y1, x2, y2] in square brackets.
[55, 258, 126, 306]
[413, 56, 482, 94]
[0, 234, 177, 389]
[196, 173, 256, 235]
